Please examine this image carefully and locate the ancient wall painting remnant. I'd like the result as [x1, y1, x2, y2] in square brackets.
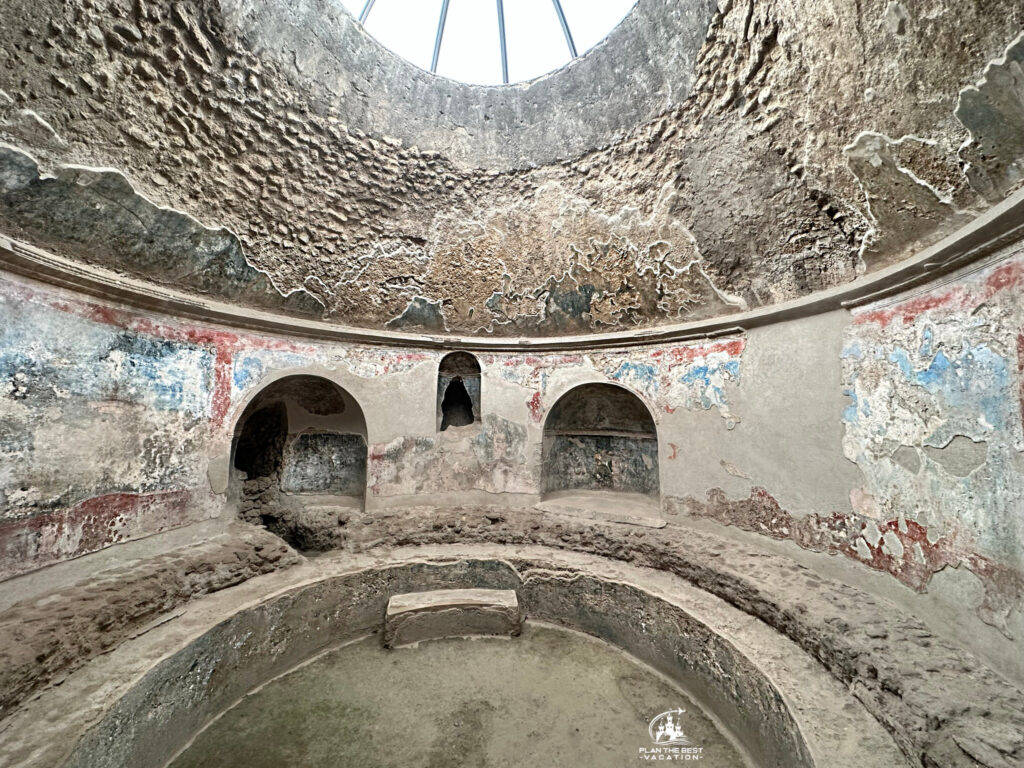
[231, 374, 368, 548]
[843, 254, 1024, 561]
[834, 250, 1024, 633]
[368, 413, 532, 498]
[486, 339, 745, 427]
[541, 383, 659, 497]
[281, 433, 368, 496]
[674, 486, 1024, 637]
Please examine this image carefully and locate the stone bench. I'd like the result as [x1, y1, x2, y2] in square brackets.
[384, 588, 522, 648]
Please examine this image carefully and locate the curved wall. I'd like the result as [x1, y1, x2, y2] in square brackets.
[0, 2, 1022, 337]
[219, 0, 718, 169]
[58, 555, 904, 768]
[2, 221, 1023, 683]
[59, 562, 801, 767]
[0, 0, 1023, 717]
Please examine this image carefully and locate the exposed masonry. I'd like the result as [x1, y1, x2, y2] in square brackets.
[0, 2, 1021, 336]
[674, 487, 1024, 640]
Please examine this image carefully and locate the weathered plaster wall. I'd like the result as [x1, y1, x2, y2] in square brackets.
[0, 1, 1022, 336]
[672, 245, 1024, 658]
[2, 236, 1022, 676]
[843, 246, 1024, 636]
[0, 278, 221, 578]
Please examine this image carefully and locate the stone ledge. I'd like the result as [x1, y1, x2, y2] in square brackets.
[384, 588, 522, 647]
[331, 506, 1024, 768]
[25, 546, 901, 768]
[0, 525, 300, 718]
[3, 511, 1022, 767]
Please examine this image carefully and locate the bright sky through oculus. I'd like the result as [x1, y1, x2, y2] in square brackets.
[340, 0, 639, 85]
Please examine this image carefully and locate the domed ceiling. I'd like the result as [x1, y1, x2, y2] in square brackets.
[0, 0, 1021, 338]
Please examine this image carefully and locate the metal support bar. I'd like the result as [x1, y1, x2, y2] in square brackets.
[551, 0, 577, 58]
[497, 0, 509, 84]
[358, 0, 375, 24]
[431, 0, 451, 73]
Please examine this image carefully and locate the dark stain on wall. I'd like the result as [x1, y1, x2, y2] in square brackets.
[956, 35, 1024, 203]
[0, 147, 324, 316]
[231, 375, 367, 548]
[544, 434, 659, 496]
[387, 297, 447, 332]
[542, 384, 659, 496]
[233, 403, 287, 479]
[280, 432, 367, 496]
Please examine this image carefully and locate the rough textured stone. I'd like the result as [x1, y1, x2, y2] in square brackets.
[0, 525, 299, 717]
[0, 1, 1020, 335]
[321, 507, 1024, 768]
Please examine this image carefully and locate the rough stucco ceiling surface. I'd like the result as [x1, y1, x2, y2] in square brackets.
[0, 1, 1022, 337]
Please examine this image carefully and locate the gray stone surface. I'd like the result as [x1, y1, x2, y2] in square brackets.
[280, 432, 367, 495]
[0, 523, 298, 717]
[383, 588, 521, 648]
[167, 625, 747, 768]
[2, 543, 906, 768]
[328, 509, 1024, 767]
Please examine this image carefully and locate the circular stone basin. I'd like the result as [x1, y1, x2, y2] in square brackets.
[169, 623, 748, 768]
[54, 552, 906, 768]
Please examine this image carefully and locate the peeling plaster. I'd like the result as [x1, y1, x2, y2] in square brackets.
[1, 2, 1020, 336]
[675, 486, 1024, 637]
[486, 339, 746, 424]
[842, 250, 1024, 630]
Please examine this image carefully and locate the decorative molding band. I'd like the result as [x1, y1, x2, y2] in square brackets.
[2, 187, 1023, 352]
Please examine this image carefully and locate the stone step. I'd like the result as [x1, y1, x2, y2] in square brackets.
[384, 588, 522, 648]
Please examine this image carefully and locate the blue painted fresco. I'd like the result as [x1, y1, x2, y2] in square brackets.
[230, 351, 313, 398]
[677, 358, 741, 410]
[610, 361, 660, 396]
[885, 343, 1013, 436]
[0, 297, 214, 417]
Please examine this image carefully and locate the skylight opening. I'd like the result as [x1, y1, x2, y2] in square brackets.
[341, 0, 639, 86]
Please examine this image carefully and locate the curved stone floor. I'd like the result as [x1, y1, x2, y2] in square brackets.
[168, 623, 748, 768]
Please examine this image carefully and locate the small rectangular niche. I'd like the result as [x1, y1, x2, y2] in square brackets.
[438, 351, 482, 430]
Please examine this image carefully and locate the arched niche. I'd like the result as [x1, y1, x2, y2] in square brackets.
[437, 352, 481, 431]
[230, 375, 368, 546]
[541, 383, 659, 499]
